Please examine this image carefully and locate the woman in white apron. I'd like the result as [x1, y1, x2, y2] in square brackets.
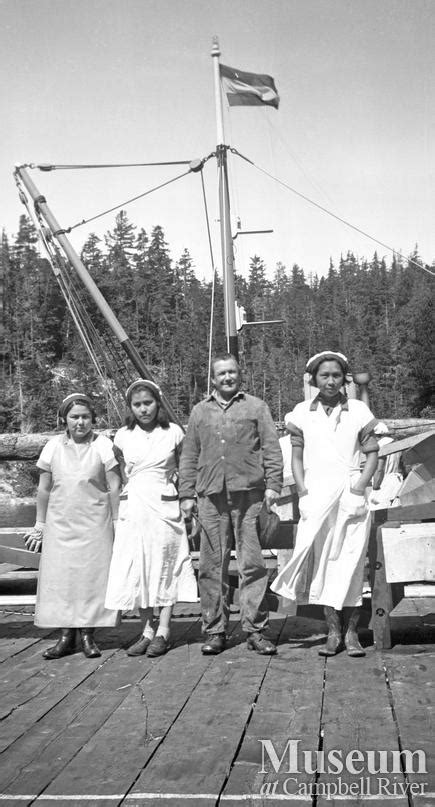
[105, 380, 197, 658]
[271, 351, 379, 657]
[25, 393, 121, 659]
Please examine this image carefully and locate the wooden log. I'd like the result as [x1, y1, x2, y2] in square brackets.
[0, 420, 434, 460]
[0, 432, 56, 461]
[0, 429, 116, 461]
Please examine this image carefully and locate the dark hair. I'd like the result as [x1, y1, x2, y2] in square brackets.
[59, 397, 97, 427]
[210, 353, 240, 377]
[125, 383, 170, 430]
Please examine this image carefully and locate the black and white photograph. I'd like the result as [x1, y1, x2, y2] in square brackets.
[0, 1, 434, 804]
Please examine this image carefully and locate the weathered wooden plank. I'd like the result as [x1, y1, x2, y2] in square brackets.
[369, 525, 394, 650]
[384, 654, 435, 806]
[119, 619, 286, 804]
[0, 613, 55, 664]
[378, 429, 435, 458]
[0, 530, 40, 570]
[403, 584, 435, 597]
[15, 620, 225, 807]
[373, 501, 435, 524]
[0, 618, 201, 805]
[401, 479, 435, 507]
[223, 617, 325, 805]
[317, 649, 408, 806]
[381, 524, 434, 584]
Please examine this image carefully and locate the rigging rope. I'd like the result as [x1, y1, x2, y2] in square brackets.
[14, 173, 130, 422]
[229, 147, 435, 278]
[59, 169, 192, 233]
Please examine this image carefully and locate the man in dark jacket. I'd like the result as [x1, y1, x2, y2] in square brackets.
[179, 354, 283, 655]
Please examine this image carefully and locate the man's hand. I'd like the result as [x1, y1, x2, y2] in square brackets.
[180, 498, 196, 520]
[264, 488, 279, 513]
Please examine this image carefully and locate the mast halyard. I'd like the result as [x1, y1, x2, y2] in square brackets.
[211, 37, 238, 360]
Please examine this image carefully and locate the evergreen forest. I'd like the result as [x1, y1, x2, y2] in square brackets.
[1, 211, 434, 433]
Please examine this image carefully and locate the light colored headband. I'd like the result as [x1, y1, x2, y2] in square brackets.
[58, 393, 93, 421]
[125, 379, 162, 401]
[306, 350, 349, 374]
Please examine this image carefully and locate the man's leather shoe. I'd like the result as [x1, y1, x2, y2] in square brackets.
[247, 632, 277, 655]
[201, 633, 226, 655]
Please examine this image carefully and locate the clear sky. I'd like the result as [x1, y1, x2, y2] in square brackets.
[2, 0, 434, 281]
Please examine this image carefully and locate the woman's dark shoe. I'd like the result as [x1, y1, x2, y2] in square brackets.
[127, 635, 151, 656]
[146, 635, 170, 657]
[43, 628, 76, 659]
[201, 633, 226, 655]
[79, 628, 101, 658]
[247, 632, 277, 655]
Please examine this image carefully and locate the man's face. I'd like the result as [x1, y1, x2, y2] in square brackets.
[212, 358, 241, 400]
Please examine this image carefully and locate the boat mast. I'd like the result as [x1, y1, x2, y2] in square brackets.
[14, 165, 183, 428]
[211, 37, 238, 360]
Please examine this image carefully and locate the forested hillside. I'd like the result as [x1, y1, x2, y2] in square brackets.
[1, 212, 433, 432]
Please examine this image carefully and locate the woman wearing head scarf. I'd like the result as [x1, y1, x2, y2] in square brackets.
[104, 380, 197, 657]
[25, 393, 121, 659]
[271, 351, 379, 657]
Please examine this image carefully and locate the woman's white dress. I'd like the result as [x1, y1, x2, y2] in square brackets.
[35, 433, 119, 628]
[105, 423, 197, 611]
[271, 398, 377, 611]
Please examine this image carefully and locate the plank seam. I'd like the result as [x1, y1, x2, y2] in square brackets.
[10, 621, 202, 804]
[214, 618, 288, 806]
[312, 657, 328, 807]
[382, 656, 414, 807]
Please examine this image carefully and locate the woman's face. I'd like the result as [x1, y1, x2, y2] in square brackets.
[315, 360, 344, 398]
[130, 389, 158, 429]
[66, 404, 93, 442]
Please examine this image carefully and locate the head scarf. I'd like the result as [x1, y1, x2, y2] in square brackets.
[306, 350, 350, 378]
[57, 393, 94, 427]
[126, 379, 162, 406]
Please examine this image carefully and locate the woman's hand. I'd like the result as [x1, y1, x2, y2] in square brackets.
[339, 489, 368, 517]
[24, 522, 45, 553]
[297, 489, 310, 520]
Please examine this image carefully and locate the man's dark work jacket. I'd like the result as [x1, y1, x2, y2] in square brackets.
[179, 391, 283, 499]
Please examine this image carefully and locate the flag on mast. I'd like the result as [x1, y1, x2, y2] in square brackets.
[219, 63, 279, 109]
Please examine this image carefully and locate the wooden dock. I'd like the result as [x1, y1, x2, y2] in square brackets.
[0, 595, 433, 807]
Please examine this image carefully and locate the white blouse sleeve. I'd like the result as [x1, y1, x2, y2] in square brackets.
[171, 423, 185, 448]
[36, 436, 59, 472]
[96, 434, 118, 471]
